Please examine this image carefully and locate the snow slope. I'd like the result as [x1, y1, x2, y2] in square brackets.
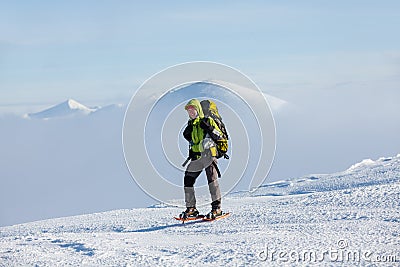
[0, 155, 399, 266]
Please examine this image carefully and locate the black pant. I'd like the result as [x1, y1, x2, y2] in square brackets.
[184, 157, 221, 209]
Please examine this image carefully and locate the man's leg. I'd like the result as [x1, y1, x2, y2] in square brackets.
[205, 158, 221, 210]
[184, 161, 202, 208]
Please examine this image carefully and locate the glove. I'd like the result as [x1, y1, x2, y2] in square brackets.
[200, 118, 222, 141]
[189, 149, 200, 160]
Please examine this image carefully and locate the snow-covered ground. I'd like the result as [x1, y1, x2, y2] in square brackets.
[1, 154, 399, 266]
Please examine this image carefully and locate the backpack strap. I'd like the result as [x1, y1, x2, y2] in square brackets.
[212, 160, 221, 178]
[182, 156, 191, 167]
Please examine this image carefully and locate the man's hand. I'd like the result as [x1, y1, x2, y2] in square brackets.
[200, 118, 222, 141]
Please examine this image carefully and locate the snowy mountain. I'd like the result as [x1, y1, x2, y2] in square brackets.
[207, 80, 288, 111]
[26, 99, 99, 119]
[1, 154, 399, 266]
[162, 81, 287, 113]
[264, 93, 287, 111]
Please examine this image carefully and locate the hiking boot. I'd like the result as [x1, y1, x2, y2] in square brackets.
[206, 208, 223, 219]
[180, 207, 199, 219]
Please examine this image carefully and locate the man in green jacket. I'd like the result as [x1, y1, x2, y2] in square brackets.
[180, 99, 224, 219]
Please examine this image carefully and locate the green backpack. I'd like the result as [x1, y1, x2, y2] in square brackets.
[200, 100, 229, 159]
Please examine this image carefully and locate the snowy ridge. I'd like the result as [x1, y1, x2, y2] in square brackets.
[26, 99, 99, 119]
[245, 154, 400, 198]
[206, 80, 288, 111]
[263, 93, 288, 111]
[166, 81, 288, 112]
[0, 154, 399, 266]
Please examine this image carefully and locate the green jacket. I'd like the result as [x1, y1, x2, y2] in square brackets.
[183, 99, 223, 157]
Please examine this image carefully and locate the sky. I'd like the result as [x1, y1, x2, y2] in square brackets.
[1, 1, 399, 108]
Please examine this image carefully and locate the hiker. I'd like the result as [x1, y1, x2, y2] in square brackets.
[179, 99, 225, 220]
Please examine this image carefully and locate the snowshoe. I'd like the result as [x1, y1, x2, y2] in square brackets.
[178, 207, 199, 219]
[205, 209, 223, 220]
[174, 208, 204, 223]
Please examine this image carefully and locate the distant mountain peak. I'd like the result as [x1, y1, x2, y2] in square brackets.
[190, 80, 288, 112]
[65, 99, 91, 110]
[26, 99, 98, 120]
